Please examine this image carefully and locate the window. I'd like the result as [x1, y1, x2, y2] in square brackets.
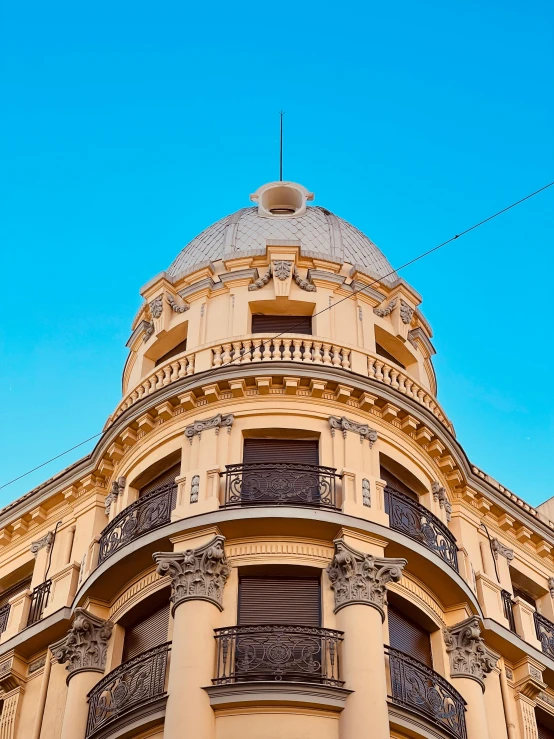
[138, 463, 180, 498]
[252, 314, 312, 336]
[380, 465, 419, 501]
[155, 338, 188, 366]
[376, 342, 406, 369]
[238, 576, 321, 626]
[388, 605, 432, 668]
[513, 587, 536, 608]
[122, 601, 170, 662]
[536, 708, 554, 739]
[0, 577, 32, 634]
[243, 439, 318, 466]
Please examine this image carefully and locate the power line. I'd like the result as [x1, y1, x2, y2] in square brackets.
[1, 179, 552, 494]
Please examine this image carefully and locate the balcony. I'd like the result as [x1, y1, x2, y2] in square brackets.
[213, 625, 343, 686]
[221, 463, 341, 509]
[386, 646, 467, 739]
[534, 612, 554, 660]
[0, 604, 10, 635]
[385, 486, 459, 572]
[98, 483, 177, 566]
[86, 642, 170, 739]
[27, 580, 51, 626]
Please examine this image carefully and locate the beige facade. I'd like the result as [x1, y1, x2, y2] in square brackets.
[1, 180, 553, 739]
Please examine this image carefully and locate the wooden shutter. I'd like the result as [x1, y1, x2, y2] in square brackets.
[139, 463, 180, 498]
[380, 466, 418, 501]
[513, 587, 536, 608]
[238, 577, 321, 626]
[538, 722, 554, 739]
[252, 315, 312, 336]
[0, 578, 32, 608]
[122, 602, 170, 662]
[388, 605, 432, 668]
[243, 439, 318, 465]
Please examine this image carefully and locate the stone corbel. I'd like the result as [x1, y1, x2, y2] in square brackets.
[443, 616, 497, 689]
[50, 608, 113, 683]
[30, 531, 54, 556]
[184, 413, 234, 442]
[104, 476, 125, 516]
[329, 416, 378, 447]
[431, 482, 452, 522]
[491, 538, 514, 561]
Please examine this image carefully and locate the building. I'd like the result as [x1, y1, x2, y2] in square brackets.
[0, 179, 553, 739]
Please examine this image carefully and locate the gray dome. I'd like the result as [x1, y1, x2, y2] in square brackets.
[167, 204, 397, 286]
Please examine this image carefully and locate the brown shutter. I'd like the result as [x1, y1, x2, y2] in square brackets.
[238, 577, 321, 626]
[513, 587, 536, 608]
[538, 722, 554, 739]
[0, 578, 32, 608]
[388, 605, 432, 668]
[243, 439, 318, 465]
[380, 466, 418, 501]
[139, 463, 180, 498]
[252, 315, 312, 336]
[122, 602, 170, 662]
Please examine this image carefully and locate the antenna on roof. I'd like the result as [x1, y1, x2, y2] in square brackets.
[279, 111, 284, 181]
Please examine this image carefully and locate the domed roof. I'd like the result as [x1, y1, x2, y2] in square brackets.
[167, 182, 397, 286]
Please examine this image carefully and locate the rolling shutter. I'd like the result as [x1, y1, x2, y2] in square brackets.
[380, 467, 418, 501]
[513, 587, 536, 608]
[122, 602, 170, 662]
[252, 315, 312, 336]
[388, 605, 432, 668]
[243, 439, 318, 466]
[139, 463, 180, 498]
[0, 578, 32, 608]
[538, 723, 554, 739]
[238, 577, 321, 626]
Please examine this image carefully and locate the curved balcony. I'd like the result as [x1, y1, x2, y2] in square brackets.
[86, 642, 171, 739]
[535, 612, 554, 660]
[221, 463, 341, 509]
[98, 483, 177, 566]
[386, 646, 467, 739]
[385, 486, 459, 572]
[213, 625, 343, 686]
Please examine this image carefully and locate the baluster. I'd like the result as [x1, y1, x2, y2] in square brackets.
[252, 339, 262, 362]
[390, 369, 399, 389]
[382, 365, 392, 385]
[367, 357, 376, 377]
[312, 341, 322, 363]
[374, 360, 384, 381]
[292, 339, 303, 361]
[170, 361, 180, 382]
[331, 345, 341, 367]
[341, 349, 351, 369]
[404, 378, 414, 397]
[162, 365, 172, 385]
[397, 373, 406, 393]
[305, 339, 315, 362]
[262, 338, 272, 361]
[186, 355, 195, 375]
[322, 343, 332, 365]
[212, 346, 222, 367]
[178, 358, 187, 378]
[232, 342, 242, 364]
[242, 340, 252, 363]
[417, 388, 425, 404]
[221, 343, 232, 364]
[271, 338, 281, 361]
[282, 338, 292, 361]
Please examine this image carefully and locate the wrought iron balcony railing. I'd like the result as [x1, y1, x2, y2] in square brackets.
[385, 486, 459, 572]
[501, 590, 516, 632]
[213, 625, 344, 686]
[386, 646, 467, 739]
[221, 463, 340, 509]
[86, 642, 171, 738]
[534, 612, 554, 660]
[0, 604, 10, 635]
[98, 483, 177, 566]
[27, 580, 51, 626]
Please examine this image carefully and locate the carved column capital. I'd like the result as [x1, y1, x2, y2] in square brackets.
[326, 538, 406, 619]
[154, 535, 231, 613]
[50, 608, 113, 684]
[443, 616, 497, 689]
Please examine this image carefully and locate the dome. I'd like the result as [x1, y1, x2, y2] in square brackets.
[167, 182, 397, 286]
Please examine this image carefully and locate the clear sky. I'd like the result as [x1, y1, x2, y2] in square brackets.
[1, 0, 553, 508]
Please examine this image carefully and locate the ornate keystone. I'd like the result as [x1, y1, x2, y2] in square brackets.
[326, 539, 406, 619]
[31, 531, 54, 556]
[399, 299, 414, 324]
[51, 608, 113, 683]
[443, 616, 497, 688]
[491, 538, 514, 561]
[184, 413, 234, 441]
[328, 416, 378, 447]
[149, 295, 164, 319]
[273, 260, 292, 280]
[154, 535, 231, 613]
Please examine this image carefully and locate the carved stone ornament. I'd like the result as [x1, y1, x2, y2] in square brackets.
[328, 416, 378, 447]
[293, 267, 316, 292]
[400, 299, 414, 324]
[104, 476, 126, 515]
[166, 293, 189, 313]
[491, 538, 514, 562]
[184, 413, 234, 441]
[190, 475, 200, 503]
[326, 538, 406, 619]
[443, 616, 497, 688]
[153, 536, 231, 613]
[51, 608, 113, 684]
[431, 482, 452, 522]
[273, 260, 292, 280]
[143, 321, 155, 342]
[362, 479, 371, 507]
[548, 577, 554, 599]
[31, 531, 54, 556]
[373, 298, 397, 317]
[248, 266, 272, 291]
[149, 295, 164, 319]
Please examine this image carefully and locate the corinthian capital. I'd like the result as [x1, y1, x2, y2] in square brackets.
[326, 538, 406, 619]
[443, 616, 497, 688]
[154, 535, 231, 613]
[51, 608, 113, 683]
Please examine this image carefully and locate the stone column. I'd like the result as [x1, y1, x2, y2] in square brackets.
[443, 616, 497, 739]
[51, 608, 113, 739]
[154, 535, 230, 739]
[327, 538, 406, 739]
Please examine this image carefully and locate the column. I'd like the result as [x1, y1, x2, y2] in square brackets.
[443, 616, 497, 739]
[51, 608, 113, 739]
[154, 535, 231, 739]
[326, 538, 406, 739]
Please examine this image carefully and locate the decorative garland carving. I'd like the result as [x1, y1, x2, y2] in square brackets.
[431, 482, 452, 522]
[549, 578, 554, 599]
[373, 298, 397, 317]
[149, 295, 164, 319]
[51, 608, 113, 683]
[328, 416, 378, 447]
[104, 476, 125, 515]
[326, 538, 406, 618]
[184, 413, 234, 441]
[190, 475, 200, 503]
[153, 535, 230, 612]
[142, 322, 154, 342]
[443, 616, 496, 687]
[362, 479, 371, 507]
[30, 531, 54, 556]
[273, 260, 292, 280]
[166, 294, 189, 313]
[248, 266, 272, 291]
[400, 299, 414, 324]
[293, 267, 316, 292]
[491, 538, 514, 561]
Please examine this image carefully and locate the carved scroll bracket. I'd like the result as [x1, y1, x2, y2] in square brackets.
[31, 531, 54, 556]
[184, 413, 234, 442]
[329, 416, 378, 447]
[104, 476, 125, 516]
[443, 616, 497, 689]
[51, 608, 113, 684]
[491, 538, 514, 561]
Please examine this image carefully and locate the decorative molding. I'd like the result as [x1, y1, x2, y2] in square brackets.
[149, 295, 164, 319]
[328, 416, 378, 447]
[491, 538, 514, 561]
[362, 479, 371, 507]
[104, 476, 125, 515]
[30, 531, 54, 556]
[443, 616, 496, 688]
[326, 538, 406, 619]
[374, 298, 397, 317]
[190, 475, 200, 504]
[153, 535, 231, 613]
[51, 608, 113, 683]
[28, 655, 47, 674]
[248, 266, 272, 291]
[505, 667, 514, 680]
[226, 537, 333, 567]
[431, 482, 452, 522]
[400, 299, 414, 324]
[166, 293, 189, 313]
[110, 566, 170, 621]
[142, 322, 154, 342]
[273, 260, 292, 280]
[293, 267, 316, 292]
[184, 413, 234, 441]
[548, 578, 554, 598]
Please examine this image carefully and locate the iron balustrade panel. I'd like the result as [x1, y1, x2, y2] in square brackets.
[501, 590, 516, 632]
[86, 642, 170, 738]
[535, 612, 554, 659]
[385, 486, 459, 572]
[213, 625, 343, 686]
[386, 646, 467, 739]
[222, 463, 340, 509]
[98, 483, 177, 565]
[27, 580, 51, 626]
[0, 604, 10, 635]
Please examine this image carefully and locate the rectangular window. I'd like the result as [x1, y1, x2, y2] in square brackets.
[388, 605, 432, 668]
[155, 339, 188, 366]
[376, 342, 406, 369]
[252, 315, 312, 335]
[122, 602, 171, 662]
[238, 577, 321, 626]
[139, 463, 181, 498]
[380, 466, 419, 501]
[243, 439, 319, 466]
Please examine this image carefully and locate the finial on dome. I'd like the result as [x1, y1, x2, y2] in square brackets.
[250, 181, 314, 219]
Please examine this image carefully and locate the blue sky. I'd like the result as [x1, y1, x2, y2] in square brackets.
[1, 0, 553, 507]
